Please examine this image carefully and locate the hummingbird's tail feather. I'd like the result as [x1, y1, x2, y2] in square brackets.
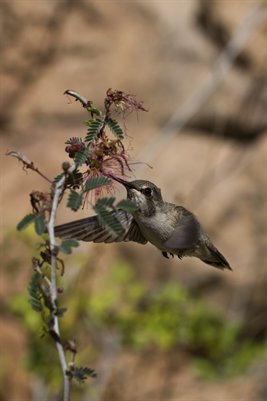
[200, 243, 232, 271]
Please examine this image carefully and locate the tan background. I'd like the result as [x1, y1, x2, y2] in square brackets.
[1, 1, 267, 400]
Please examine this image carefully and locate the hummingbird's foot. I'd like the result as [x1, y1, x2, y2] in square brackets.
[162, 251, 174, 259]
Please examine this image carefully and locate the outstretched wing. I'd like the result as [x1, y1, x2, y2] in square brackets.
[54, 210, 147, 244]
[164, 208, 200, 250]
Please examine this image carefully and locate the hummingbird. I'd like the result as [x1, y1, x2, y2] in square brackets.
[55, 179, 232, 271]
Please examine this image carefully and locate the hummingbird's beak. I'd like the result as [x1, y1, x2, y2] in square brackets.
[111, 176, 136, 189]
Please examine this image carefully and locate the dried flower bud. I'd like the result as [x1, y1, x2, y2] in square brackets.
[62, 161, 71, 172]
[65, 138, 85, 158]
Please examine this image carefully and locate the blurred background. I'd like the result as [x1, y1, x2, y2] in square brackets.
[1, 0, 267, 400]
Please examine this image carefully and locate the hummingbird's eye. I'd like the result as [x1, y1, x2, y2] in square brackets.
[142, 187, 152, 197]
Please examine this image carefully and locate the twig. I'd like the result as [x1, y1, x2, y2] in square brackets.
[6, 150, 52, 183]
[64, 89, 92, 108]
[136, 3, 267, 167]
[47, 163, 76, 401]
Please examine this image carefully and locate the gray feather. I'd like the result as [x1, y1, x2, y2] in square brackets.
[200, 242, 232, 270]
[164, 211, 200, 250]
[54, 210, 147, 244]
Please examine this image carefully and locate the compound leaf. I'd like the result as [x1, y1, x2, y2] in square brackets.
[96, 208, 123, 236]
[72, 366, 97, 383]
[28, 273, 42, 312]
[74, 149, 90, 166]
[17, 214, 36, 231]
[117, 199, 138, 213]
[95, 196, 115, 209]
[84, 176, 112, 192]
[106, 118, 124, 140]
[34, 215, 46, 235]
[59, 239, 79, 254]
[85, 118, 104, 144]
[67, 191, 83, 211]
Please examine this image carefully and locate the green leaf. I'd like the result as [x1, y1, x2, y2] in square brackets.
[65, 137, 83, 145]
[94, 196, 123, 236]
[85, 106, 101, 116]
[96, 209, 123, 236]
[34, 215, 46, 235]
[74, 149, 90, 166]
[72, 366, 97, 383]
[59, 239, 79, 254]
[17, 214, 36, 231]
[85, 118, 104, 144]
[28, 273, 42, 312]
[53, 172, 64, 183]
[62, 239, 79, 248]
[116, 199, 138, 213]
[67, 191, 83, 211]
[95, 196, 115, 210]
[106, 118, 124, 139]
[84, 176, 112, 192]
[66, 170, 83, 188]
[55, 307, 68, 317]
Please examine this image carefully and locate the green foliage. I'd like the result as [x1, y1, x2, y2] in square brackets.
[65, 137, 83, 145]
[55, 307, 68, 317]
[85, 118, 104, 144]
[53, 172, 64, 183]
[72, 366, 97, 383]
[106, 117, 124, 139]
[116, 199, 138, 213]
[67, 190, 83, 211]
[5, 233, 90, 393]
[67, 170, 83, 188]
[28, 270, 52, 330]
[34, 215, 46, 235]
[97, 209, 123, 236]
[17, 213, 36, 231]
[74, 149, 90, 166]
[87, 262, 265, 378]
[28, 273, 43, 312]
[85, 105, 101, 117]
[17, 214, 46, 236]
[94, 197, 124, 236]
[54, 170, 83, 188]
[95, 196, 115, 209]
[84, 176, 112, 192]
[59, 239, 79, 255]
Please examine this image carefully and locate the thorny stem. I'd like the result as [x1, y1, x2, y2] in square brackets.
[47, 163, 76, 401]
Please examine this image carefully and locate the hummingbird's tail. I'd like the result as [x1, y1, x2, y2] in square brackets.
[200, 242, 232, 271]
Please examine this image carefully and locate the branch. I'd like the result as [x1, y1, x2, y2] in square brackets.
[6, 150, 52, 184]
[47, 163, 76, 401]
[64, 89, 92, 108]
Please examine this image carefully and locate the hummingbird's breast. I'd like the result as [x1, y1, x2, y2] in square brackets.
[133, 206, 177, 252]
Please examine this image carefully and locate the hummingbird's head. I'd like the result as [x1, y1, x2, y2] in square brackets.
[116, 179, 163, 216]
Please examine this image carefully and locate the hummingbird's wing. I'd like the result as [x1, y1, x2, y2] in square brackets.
[54, 211, 147, 244]
[164, 209, 201, 250]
